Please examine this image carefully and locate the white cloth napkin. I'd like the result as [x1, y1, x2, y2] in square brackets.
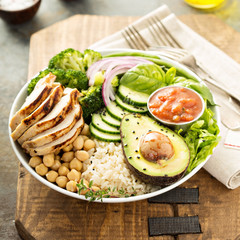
[89, 5, 240, 189]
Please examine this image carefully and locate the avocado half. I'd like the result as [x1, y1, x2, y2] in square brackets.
[120, 114, 190, 186]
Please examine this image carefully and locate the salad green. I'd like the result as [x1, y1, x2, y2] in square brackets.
[120, 63, 165, 94]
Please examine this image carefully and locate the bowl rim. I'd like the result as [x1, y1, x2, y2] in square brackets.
[0, 0, 41, 13]
[147, 85, 205, 126]
[9, 48, 220, 203]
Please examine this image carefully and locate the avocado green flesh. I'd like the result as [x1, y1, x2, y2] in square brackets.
[121, 114, 190, 180]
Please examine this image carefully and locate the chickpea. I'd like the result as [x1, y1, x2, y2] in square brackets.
[51, 160, 61, 171]
[72, 136, 84, 150]
[56, 176, 68, 188]
[79, 178, 90, 195]
[82, 178, 89, 187]
[46, 170, 58, 182]
[61, 151, 74, 162]
[62, 162, 70, 169]
[69, 158, 82, 171]
[83, 139, 96, 151]
[75, 150, 89, 162]
[54, 149, 61, 155]
[55, 155, 61, 161]
[81, 135, 89, 141]
[66, 180, 77, 192]
[29, 156, 42, 168]
[58, 166, 70, 176]
[62, 143, 73, 152]
[92, 186, 100, 192]
[81, 124, 90, 136]
[67, 169, 81, 182]
[35, 164, 48, 176]
[43, 153, 55, 167]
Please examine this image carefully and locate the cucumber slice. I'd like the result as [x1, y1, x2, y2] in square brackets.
[118, 85, 149, 106]
[92, 113, 120, 134]
[101, 110, 121, 128]
[90, 124, 121, 142]
[115, 95, 148, 113]
[106, 101, 131, 121]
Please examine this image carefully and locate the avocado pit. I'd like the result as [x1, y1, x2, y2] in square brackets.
[139, 131, 174, 165]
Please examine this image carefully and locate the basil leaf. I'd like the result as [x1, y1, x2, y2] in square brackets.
[120, 64, 166, 95]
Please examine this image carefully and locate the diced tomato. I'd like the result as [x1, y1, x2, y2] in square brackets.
[171, 102, 183, 115]
[181, 113, 194, 121]
[179, 98, 196, 108]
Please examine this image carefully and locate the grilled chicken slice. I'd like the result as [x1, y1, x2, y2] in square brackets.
[27, 116, 84, 156]
[22, 103, 81, 149]
[18, 88, 81, 145]
[10, 73, 56, 131]
[11, 83, 64, 141]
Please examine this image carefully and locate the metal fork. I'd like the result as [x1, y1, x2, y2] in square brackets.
[122, 23, 240, 130]
[122, 23, 240, 104]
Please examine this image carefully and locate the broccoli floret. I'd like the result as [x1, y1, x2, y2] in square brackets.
[48, 48, 85, 72]
[79, 85, 104, 121]
[83, 49, 102, 69]
[93, 71, 105, 86]
[66, 69, 88, 92]
[27, 68, 88, 95]
[27, 69, 51, 95]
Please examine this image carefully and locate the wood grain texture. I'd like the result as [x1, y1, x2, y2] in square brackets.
[16, 14, 240, 240]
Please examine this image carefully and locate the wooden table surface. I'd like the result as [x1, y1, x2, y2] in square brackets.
[14, 14, 240, 240]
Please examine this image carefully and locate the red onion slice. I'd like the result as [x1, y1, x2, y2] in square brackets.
[87, 56, 153, 86]
[102, 65, 133, 106]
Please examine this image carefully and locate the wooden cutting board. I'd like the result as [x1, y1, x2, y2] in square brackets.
[16, 14, 240, 240]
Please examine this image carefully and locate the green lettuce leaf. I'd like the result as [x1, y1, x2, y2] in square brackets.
[120, 63, 166, 95]
[183, 104, 220, 173]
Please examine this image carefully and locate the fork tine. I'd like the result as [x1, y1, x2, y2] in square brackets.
[121, 29, 138, 49]
[147, 18, 169, 46]
[122, 26, 150, 50]
[127, 26, 148, 50]
[131, 25, 150, 49]
[153, 15, 182, 48]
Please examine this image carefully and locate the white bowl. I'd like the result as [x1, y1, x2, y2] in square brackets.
[9, 48, 220, 203]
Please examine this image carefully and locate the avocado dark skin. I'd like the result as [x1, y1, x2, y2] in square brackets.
[120, 114, 190, 186]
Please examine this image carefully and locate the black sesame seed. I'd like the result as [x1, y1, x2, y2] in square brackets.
[90, 161, 93, 164]
[137, 122, 139, 124]
[132, 131, 135, 133]
[34, 150, 37, 153]
[143, 168, 146, 171]
[125, 118, 129, 121]
[173, 134, 175, 137]
[124, 144, 128, 147]
[135, 137, 139, 140]
[203, 140, 206, 142]
[148, 129, 152, 132]
[128, 156, 132, 159]
[93, 169, 95, 171]
[161, 129, 164, 131]
[137, 156, 140, 159]
[165, 130, 168, 133]
[135, 180, 138, 182]
[135, 150, 138, 153]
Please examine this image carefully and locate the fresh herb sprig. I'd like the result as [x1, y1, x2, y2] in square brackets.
[76, 179, 136, 202]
